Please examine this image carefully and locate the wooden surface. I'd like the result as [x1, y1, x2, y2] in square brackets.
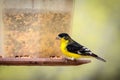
[0, 58, 91, 66]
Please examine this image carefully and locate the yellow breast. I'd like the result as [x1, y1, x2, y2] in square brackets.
[60, 38, 81, 58]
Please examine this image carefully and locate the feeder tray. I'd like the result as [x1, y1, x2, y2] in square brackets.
[0, 57, 91, 66]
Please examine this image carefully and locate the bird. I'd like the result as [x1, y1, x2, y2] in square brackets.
[56, 33, 106, 62]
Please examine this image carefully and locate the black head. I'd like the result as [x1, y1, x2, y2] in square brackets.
[57, 33, 71, 40]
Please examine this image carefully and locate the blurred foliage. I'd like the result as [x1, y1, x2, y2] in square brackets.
[0, 0, 120, 80]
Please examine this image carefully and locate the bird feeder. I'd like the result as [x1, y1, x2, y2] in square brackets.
[0, 0, 90, 66]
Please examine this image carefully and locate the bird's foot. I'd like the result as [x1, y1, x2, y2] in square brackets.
[70, 57, 76, 61]
[63, 57, 76, 62]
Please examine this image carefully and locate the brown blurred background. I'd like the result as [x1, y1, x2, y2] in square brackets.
[0, 0, 120, 80]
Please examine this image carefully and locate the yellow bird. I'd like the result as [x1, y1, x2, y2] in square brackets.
[56, 33, 106, 62]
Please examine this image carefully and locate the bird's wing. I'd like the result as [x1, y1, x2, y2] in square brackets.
[67, 41, 106, 62]
[66, 41, 92, 55]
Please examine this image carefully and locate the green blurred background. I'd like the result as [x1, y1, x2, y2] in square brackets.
[0, 0, 120, 80]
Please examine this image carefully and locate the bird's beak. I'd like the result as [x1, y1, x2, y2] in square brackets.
[56, 36, 61, 40]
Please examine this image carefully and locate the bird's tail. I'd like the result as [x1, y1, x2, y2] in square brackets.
[91, 53, 106, 62]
